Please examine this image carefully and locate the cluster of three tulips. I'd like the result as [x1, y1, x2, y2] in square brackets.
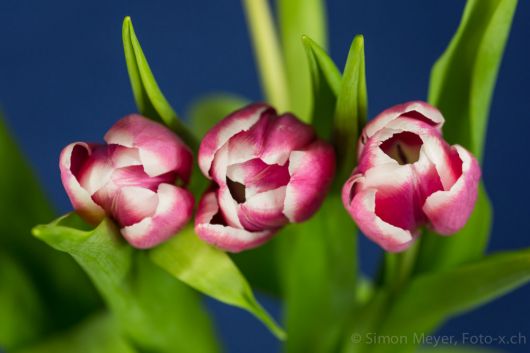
[60, 101, 480, 253]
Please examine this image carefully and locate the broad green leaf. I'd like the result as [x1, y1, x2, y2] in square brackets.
[415, 184, 492, 274]
[334, 35, 368, 185]
[277, 0, 327, 120]
[302, 35, 341, 139]
[0, 113, 100, 332]
[122, 17, 196, 149]
[187, 93, 249, 139]
[372, 248, 530, 353]
[150, 227, 286, 340]
[242, 0, 290, 112]
[15, 313, 135, 353]
[33, 214, 220, 353]
[428, 0, 517, 161]
[0, 252, 44, 350]
[282, 195, 357, 353]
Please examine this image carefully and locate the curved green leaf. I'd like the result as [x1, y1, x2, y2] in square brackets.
[15, 313, 135, 353]
[122, 17, 196, 149]
[33, 214, 220, 353]
[334, 35, 368, 184]
[373, 248, 530, 353]
[428, 0, 518, 161]
[277, 0, 327, 120]
[302, 35, 341, 139]
[187, 93, 249, 139]
[150, 227, 286, 340]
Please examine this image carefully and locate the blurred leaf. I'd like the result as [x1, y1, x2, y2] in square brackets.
[242, 0, 290, 112]
[0, 252, 44, 350]
[15, 313, 135, 353]
[302, 35, 341, 139]
[122, 17, 196, 149]
[282, 195, 357, 353]
[0, 113, 100, 332]
[334, 35, 368, 184]
[428, 0, 518, 161]
[415, 184, 492, 274]
[187, 93, 249, 139]
[150, 227, 286, 340]
[33, 214, 220, 353]
[277, 0, 327, 120]
[417, 0, 517, 273]
[372, 248, 530, 353]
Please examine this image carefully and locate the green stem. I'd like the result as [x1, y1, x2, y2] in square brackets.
[242, 0, 290, 111]
[386, 241, 420, 295]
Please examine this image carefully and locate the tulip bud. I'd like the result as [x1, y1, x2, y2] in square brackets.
[60, 114, 194, 249]
[342, 101, 481, 252]
[195, 103, 335, 252]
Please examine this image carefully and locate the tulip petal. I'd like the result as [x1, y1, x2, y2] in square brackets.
[360, 101, 444, 154]
[195, 190, 275, 252]
[120, 183, 194, 249]
[423, 145, 481, 235]
[238, 187, 288, 231]
[104, 114, 192, 181]
[112, 186, 158, 227]
[347, 186, 417, 252]
[260, 113, 315, 165]
[283, 141, 335, 222]
[59, 142, 106, 224]
[226, 158, 290, 198]
[199, 103, 272, 178]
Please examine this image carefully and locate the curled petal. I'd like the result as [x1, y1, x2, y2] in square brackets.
[423, 145, 481, 235]
[345, 186, 417, 252]
[260, 113, 315, 165]
[283, 141, 336, 222]
[238, 187, 288, 231]
[198, 103, 272, 178]
[360, 101, 444, 155]
[195, 190, 275, 252]
[120, 183, 194, 249]
[104, 114, 192, 181]
[60, 142, 105, 224]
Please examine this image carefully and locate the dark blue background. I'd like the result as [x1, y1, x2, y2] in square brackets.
[1, 1, 528, 352]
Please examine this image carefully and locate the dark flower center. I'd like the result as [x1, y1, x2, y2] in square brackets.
[380, 131, 423, 165]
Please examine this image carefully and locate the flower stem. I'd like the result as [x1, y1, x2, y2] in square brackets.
[242, 0, 290, 111]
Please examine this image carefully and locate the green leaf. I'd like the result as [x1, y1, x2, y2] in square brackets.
[0, 112, 100, 332]
[277, 0, 327, 120]
[302, 35, 341, 139]
[122, 17, 196, 149]
[242, 0, 290, 112]
[372, 248, 530, 353]
[150, 227, 286, 340]
[281, 195, 357, 353]
[187, 93, 249, 139]
[0, 252, 44, 350]
[33, 214, 220, 353]
[415, 184, 492, 274]
[428, 0, 518, 161]
[15, 313, 135, 353]
[334, 35, 368, 184]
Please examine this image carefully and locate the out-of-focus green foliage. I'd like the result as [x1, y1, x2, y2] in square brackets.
[33, 214, 220, 353]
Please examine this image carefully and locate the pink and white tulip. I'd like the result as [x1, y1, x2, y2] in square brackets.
[342, 101, 481, 252]
[60, 114, 194, 249]
[195, 103, 335, 252]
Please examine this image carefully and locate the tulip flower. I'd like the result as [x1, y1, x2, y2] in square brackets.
[60, 114, 194, 248]
[195, 103, 335, 252]
[342, 101, 481, 252]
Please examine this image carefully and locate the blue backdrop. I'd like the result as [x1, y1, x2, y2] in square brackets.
[0, 1, 528, 352]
